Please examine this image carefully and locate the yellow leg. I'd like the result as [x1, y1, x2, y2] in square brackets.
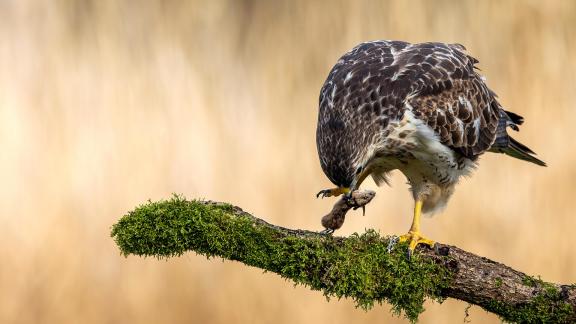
[316, 187, 350, 198]
[399, 200, 435, 256]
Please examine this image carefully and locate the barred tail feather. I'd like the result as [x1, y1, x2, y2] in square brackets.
[500, 137, 546, 166]
[489, 110, 546, 166]
[504, 110, 524, 126]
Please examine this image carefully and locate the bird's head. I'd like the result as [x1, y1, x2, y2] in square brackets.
[316, 99, 381, 194]
[316, 126, 372, 192]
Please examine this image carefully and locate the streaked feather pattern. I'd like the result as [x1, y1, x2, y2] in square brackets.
[316, 40, 544, 189]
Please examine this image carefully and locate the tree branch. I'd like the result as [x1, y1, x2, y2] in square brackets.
[110, 196, 575, 323]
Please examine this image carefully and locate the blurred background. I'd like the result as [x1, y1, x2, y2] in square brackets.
[1, 0, 575, 323]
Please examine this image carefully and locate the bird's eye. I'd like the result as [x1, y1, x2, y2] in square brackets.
[355, 167, 363, 174]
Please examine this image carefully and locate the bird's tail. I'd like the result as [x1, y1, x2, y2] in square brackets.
[499, 136, 546, 166]
[488, 110, 546, 167]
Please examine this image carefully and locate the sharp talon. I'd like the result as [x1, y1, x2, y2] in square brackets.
[434, 244, 440, 255]
[407, 248, 413, 260]
[398, 231, 435, 260]
[316, 187, 352, 199]
[316, 189, 334, 199]
[362, 205, 365, 216]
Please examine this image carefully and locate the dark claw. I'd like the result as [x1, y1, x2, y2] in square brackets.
[319, 228, 335, 235]
[407, 248, 413, 260]
[316, 189, 330, 198]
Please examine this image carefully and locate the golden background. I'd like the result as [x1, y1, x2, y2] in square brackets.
[1, 1, 575, 323]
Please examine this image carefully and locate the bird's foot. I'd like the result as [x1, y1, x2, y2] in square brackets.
[316, 187, 350, 198]
[399, 231, 435, 259]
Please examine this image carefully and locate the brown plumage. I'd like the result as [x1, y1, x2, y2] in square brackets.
[316, 40, 545, 220]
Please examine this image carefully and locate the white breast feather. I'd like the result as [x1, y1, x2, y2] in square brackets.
[362, 108, 477, 215]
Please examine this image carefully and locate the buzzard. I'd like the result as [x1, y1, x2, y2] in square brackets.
[316, 41, 545, 255]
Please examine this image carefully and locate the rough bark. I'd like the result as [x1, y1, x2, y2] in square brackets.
[232, 203, 576, 322]
[111, 196, 576, 323]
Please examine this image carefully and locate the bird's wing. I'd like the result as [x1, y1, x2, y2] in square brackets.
[318, 41, 501, 161]
[401, 43, 501, 157]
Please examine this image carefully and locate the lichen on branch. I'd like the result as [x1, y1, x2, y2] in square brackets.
[111, 195, 576, 323]
[111, 195, 450, 321]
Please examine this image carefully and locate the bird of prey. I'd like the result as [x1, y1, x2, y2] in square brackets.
[316, 40, 545, 255]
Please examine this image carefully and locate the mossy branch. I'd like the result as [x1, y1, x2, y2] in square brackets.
[111, 196, 576, 323]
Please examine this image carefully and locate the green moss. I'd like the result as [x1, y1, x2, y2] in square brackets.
[111, 195, 574, 323]
[111, 195, 451, 322]
[482, 278, 574, 323]
[495, 278, 503, 288]
[522, 275, 540, 288]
